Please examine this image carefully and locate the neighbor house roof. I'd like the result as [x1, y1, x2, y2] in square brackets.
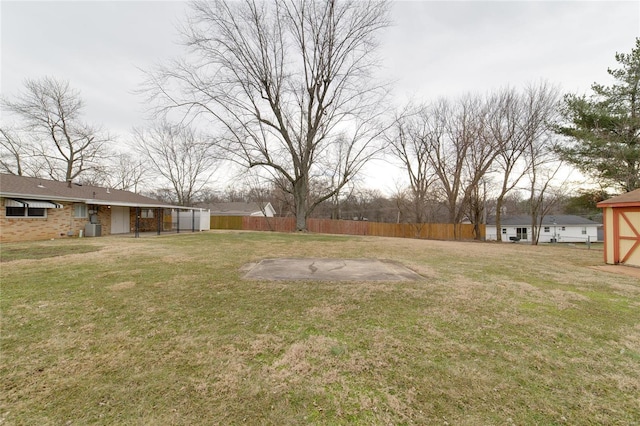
[0, 173, 181, 209]
[487, 214, 600, 226]
[597, 188, 640, 208]
[206, 201, 274, 216]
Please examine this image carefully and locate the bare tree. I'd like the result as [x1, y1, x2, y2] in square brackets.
[460, 99, 501, 239]
[342, 188, 381, 221]
[386, 106, 438, 225]
[488, 82, 559, 241]
[0, 126, 33, 176]
[133, 120, 219, 205]
[487, 88, 527, 241]
[415, 96, 496, 237]
[521, 109, 564, 245]
[70, 152, 145, 190]
[527, 160, 565, 245]
[1, 77, 109, 182]
[465, 177, 490, 240]
[106, 153, 148, 192]
[143, 0, 391, 231]
[270, 176, 296, 217]
[520, 84, 563, 245]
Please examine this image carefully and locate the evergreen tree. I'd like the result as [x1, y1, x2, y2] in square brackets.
[557, 38, 640, 192]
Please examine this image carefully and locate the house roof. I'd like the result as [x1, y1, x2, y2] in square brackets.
[597, 188, 640, 208]
[487, 214, 600, 226]
[205, 201, 273, 216]
[0, 173, 189, 209]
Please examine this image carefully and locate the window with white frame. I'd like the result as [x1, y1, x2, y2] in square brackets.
[74, 203, 88, 218]
[141, 209, 154, 219]
[516, 227, 528, 240]
[502, 228, 507, 234]
[582, 227, 587, 235]
[544, 226, 550, 233]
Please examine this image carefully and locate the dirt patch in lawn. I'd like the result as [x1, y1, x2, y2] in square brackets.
[591, 264, 640, 279]
[0, 244, 101, 262]
[242, 258, 423, 281]
[108, 281, 136, 291]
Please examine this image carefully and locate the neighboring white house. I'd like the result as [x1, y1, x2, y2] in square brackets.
[207, 202, 276, 217]
[486, 215, 601, 243]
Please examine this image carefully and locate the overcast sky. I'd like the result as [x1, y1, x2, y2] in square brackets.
[1, 0, 639, 192]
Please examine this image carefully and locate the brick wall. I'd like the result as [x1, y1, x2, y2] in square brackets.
[128, 208, 169, 233]
[0, 198, 113, 243]
[96, 206, 112, 236]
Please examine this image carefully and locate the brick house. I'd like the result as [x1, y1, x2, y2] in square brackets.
[0, 173, 209, 243]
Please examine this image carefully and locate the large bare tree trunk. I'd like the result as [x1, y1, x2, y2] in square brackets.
[293, 179, 309, 232]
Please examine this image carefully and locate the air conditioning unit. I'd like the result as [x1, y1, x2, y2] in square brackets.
[85, 223, 102, 237]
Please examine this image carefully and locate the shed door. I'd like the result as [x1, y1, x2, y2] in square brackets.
[111, 206, 130, 234]
[613, 208, 640, 265]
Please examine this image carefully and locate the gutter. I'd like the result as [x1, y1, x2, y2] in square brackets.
[1, 193, 204, 211]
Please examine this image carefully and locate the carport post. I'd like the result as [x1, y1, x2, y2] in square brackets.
[135, 207, 140, 238]
[157, 208, 162, 235]
[192, 210, 195, 232]
[176, 209, 180, 234]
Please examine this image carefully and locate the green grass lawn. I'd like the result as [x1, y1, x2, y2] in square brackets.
[1, 232, 638, 425]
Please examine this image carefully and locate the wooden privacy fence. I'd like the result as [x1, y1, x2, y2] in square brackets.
[210, 216, 484, 241]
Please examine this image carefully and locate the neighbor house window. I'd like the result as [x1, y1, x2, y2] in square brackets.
[74, 203, 88, 218]
[544, 226, 550, 233]
[582, 227, 587, 235]
[502, 228, 507, 234]
[561, 226, 566, 231]
[141, 209, 154, 219]
[516, 227, 528, 240]
[6, 207, 46, 218]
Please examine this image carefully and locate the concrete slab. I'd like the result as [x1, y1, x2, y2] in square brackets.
[242, 258, 423, 281]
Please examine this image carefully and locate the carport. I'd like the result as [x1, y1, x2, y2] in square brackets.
[123, 204, 210, 238]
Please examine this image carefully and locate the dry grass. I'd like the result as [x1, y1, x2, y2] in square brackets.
[1, 231, 639, 425]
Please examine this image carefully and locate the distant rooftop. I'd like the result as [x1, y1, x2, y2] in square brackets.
[487, 214, 600, 226]
[205, 201, 274, 216]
